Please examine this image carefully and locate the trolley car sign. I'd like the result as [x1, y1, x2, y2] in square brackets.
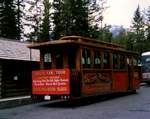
[32, 69, 70, 95]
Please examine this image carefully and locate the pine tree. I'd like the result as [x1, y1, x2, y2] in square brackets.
[145, 6, 150, 51]
[23, 0, 42, 41]
[132, 6, 145, 54]
[52, 0, 108, 40]
[112, 30, 135, 51]
[52, 0, 89, 40]
[88, 0, 108, 39]
[52, 0, 64, 40]
[0, 0, 19, 39]
[14, 0, 24, 40]
[39, 0, 52, 41]
[68, 0, 89, 36]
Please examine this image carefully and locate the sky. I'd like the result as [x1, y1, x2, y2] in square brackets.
[103, 0, 150, 28]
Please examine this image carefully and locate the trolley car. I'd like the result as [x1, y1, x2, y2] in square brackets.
[28, 36, 140, 100]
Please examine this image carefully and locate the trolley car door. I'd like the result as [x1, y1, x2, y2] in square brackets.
[127, 58, 133, 90]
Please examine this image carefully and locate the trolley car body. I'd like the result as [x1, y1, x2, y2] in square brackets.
[28, 36, 140, 100]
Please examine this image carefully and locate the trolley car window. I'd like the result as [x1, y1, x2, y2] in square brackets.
[104, 52, 110, 69]
[68, 50, 75, 69]
[94, 51, 101, 68]
[127, 57, 132, 65]
[82, 48, 91, 68]
[56, 51, 63, 68]
[44, 53, 52, 69]
[133, 57, 138, 66]
[113, 53, 119, 69]
[120, 55, 126, 69]
[44, 53, 51, 63]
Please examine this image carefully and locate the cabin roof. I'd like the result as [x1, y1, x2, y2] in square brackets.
[0, 38, 40, 61]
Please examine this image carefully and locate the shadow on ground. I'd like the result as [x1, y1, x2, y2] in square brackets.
[40, 92, 138, 108]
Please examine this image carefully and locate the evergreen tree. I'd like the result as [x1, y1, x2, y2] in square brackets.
[100, 25, 112, 42]
[126, 32, 135, 51]
[52, 0, 89, 40]
[88, 0, 107, 28]
[112, 31, 135, 51]
[23, 0, 108, 41]
[112, 31, 127, 47]
[145, 6, 150, 51]
[52, 0, 108, 40]
[88, 0, 108, 39]
[0, 0, 19, 39]
[132, 6, 145, 54]
[67, 0, 89, 37]
[52, 0, 64, 40]
[39, 0, 52, 41]
[89, 24, 112, 42]
[14, 0, 24, 40]
[23, 0, 42, 41]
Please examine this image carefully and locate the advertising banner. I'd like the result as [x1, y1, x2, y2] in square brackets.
[32, 69, 70, 95]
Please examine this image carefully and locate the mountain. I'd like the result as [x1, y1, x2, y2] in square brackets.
[110, 25, 126, 38]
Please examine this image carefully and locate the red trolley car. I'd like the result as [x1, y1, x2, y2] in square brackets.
[28, 36, 140, 100]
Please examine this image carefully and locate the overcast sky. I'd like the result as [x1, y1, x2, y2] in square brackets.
[103, 0, 150, 28]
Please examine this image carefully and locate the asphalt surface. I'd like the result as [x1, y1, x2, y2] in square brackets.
[0, 84, 150, 119]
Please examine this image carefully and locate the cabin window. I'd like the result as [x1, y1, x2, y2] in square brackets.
[44, 53, 52, 69]
[103, 52, 110, 69]
[82, 48, 91, 68]
[94, 51, 101, 68]
[113, 53, 119, 69]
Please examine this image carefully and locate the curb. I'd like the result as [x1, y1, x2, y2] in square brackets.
[0, 96, 43, 109]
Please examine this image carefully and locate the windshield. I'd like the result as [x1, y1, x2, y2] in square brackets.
[141, 55, 150, 64]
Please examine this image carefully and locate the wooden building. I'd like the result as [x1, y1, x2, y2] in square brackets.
[0, 38, 39, 98]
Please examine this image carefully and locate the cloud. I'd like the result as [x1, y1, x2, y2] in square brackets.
[104, 0, 150, 27]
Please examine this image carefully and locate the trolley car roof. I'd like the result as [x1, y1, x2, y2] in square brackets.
[27, 36, 138, 55]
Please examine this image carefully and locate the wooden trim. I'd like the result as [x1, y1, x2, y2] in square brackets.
[51, 50, 56, 68]
[91, 50, 94, 68]
[63, 49, 69, 68]
[101, 52, 104, 69]
[76, 47, 81, 71]
[109, 52, 113, 69]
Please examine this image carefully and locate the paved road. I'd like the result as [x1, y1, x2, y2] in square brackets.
[1, 84, 150, 119]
